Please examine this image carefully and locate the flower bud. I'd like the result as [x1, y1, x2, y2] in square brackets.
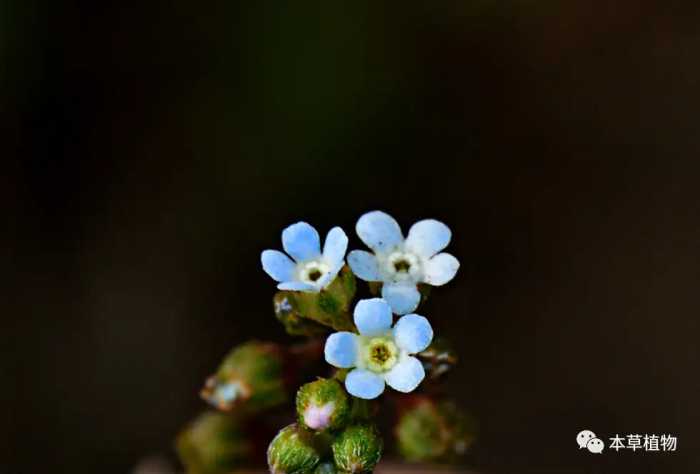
[331, 424, 383, 473]
[201, 341, 287, 413]
[395, 398, 477, 462]
[267, 424, 321, 474]
[176, 411, 252, 473]
[296, 378, 350, 432]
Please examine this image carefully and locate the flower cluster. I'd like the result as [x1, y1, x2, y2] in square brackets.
[180, 210, 463, 474]
[261, 210, 459, 400]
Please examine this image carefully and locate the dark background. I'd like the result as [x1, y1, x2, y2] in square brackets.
[5, 1, 699, 473]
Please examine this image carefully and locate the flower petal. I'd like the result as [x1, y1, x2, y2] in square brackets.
[382, 283, 421, 315]
[282, 222, 321, 262]
[423, 253, 460, 286]
[347, 250, 382, 281]
[393, 314, 433, 354]
[353, 298, 393, 336]
[384, 356, 425, 393]
[345, 369, 386, 399]
[315, 271, 336, 290]
[261, 250, 296, 282]
[405, 219, 452, 258]
[356, 211, 403, 253]
[278, 281, 317, 292]
[323, 226, 348, 272]
[324, 332, 358, 368]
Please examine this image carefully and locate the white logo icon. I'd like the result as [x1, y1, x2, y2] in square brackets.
[587, 437, 605, 453]
[577, 429, 605, 453]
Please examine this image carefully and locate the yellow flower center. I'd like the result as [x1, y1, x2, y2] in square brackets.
[364, 337, 399, 372]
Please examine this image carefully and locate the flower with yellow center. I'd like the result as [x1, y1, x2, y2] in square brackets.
[324, 298, 434, 399]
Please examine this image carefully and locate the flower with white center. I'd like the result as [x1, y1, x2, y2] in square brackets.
[324, 298, 433, 400]
[348, 211, 460, 314]
[261, 222, 349, 292]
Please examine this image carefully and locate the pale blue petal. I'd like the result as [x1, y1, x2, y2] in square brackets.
[423, 253, 460, 286]
[323, 226, 348, 271]
[353, 298, 393, 336]
[315, 271, 335, 290]
[347, 250, 382, 282]
[405, 219, 452, 258]
[282, 222, 321, 262]
[356, 211, 403, 253]
[345, 369, 386, 400]
[393, 314, 433, 354]
[382, 283, 421, 315]
[278, 281, 317, 292]
[324, 332, 358, 368]
[261, 250, 296, 282]
[384, 356, 425, 393]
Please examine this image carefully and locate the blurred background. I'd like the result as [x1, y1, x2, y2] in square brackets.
[5, 1, 700, 473]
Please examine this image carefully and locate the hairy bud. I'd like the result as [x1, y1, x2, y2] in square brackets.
[396, 398, 477, 462]
[176, 411, 252, 473]
[267, 424, 320, 474]
[296, 378, 350, 432]
[200, 341, 287, 413]
[331, 424, 383, 473]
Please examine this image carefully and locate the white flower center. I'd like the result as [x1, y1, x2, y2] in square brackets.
[382, 251, 421, 283]
[360, 336, 400, 373]
[298, 260, 330, 285]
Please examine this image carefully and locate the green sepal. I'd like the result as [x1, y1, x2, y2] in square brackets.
[331, 423, 383, 473]
[176, 411, 252, 474]
[276, 266, 356, 332]
[201, 341, 287, 413]
[267, 424, 321, 474]
[396, 398, 477, 463]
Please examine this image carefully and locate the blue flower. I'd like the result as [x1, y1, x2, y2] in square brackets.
[324, 298, 433, 399]
[262, 222, 348, 292]
[347, 211, 460, 314]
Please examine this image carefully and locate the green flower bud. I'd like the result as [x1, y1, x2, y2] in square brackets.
[296, 378, 350, 432]
[331, 424, 383, 473]
[314, 462, 337, 474]
[274, 292, 329, 337]
[176, 411, 252, 474]
[396, 398, 477, 463]
[277, 266, 356, 332]
[201, 341, 287, 413]
[267, 424, 321, 474]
